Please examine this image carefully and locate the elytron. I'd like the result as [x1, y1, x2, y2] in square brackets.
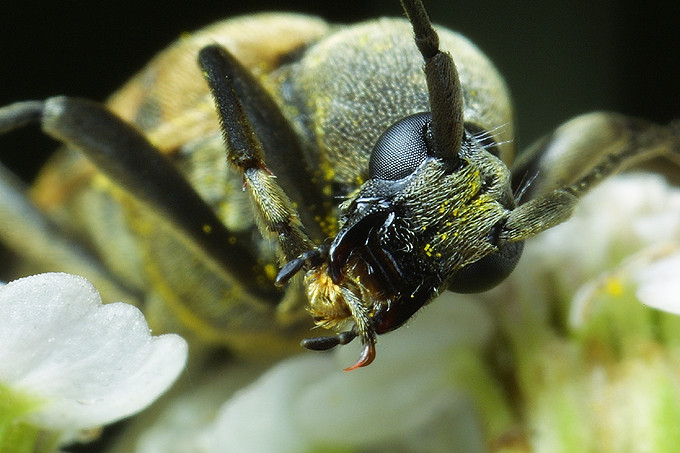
[0, 0, 678, 370]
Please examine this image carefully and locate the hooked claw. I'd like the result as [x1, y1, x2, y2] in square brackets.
[275, 246, 328, 287]
[343, 341, 376, 371]
[301, 328, 376, 371]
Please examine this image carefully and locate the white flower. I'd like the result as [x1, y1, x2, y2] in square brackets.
[507, 174, 680, 452]
[0, 272, 187, 443]
[130, 293, 500, 453]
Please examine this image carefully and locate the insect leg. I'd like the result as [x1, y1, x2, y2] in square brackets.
[199, 44, 318, 263]
[0, 161, 138, 303]
[503, 112, 680, 242]
[0, 97, 277, 300]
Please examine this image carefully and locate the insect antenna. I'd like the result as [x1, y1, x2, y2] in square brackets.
[400, 0, 464, 169]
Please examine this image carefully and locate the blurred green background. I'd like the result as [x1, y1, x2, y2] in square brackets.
[0, 0, 678, 178]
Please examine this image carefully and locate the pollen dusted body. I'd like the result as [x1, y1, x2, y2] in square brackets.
[0, 1, 678, 370]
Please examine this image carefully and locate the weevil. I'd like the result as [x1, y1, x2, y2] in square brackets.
[0, 1, 678, 370]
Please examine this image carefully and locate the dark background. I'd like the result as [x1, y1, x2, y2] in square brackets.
[0, 0, 678, 179]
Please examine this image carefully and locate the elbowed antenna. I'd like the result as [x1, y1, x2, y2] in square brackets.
[400, 0, 464, 169]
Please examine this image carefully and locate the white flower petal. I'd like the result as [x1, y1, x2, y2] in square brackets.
[0, 273, 187, 431]
[635, 252, 680, 315]
[133, 362, 271, 453]
[207, 295, 491, 453]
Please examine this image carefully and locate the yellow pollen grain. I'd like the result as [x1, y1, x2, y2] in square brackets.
[322, 165, 335, 181]
[264, 263, 278, 281]
[202, 224, 212, 234]
[605, 277, 624, 296]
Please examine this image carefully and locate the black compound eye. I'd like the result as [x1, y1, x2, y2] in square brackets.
[369, 112, 433, 181]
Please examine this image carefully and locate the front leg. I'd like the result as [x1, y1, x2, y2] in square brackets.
[503, 112, 680, 243]
[198, 45, 319, 264]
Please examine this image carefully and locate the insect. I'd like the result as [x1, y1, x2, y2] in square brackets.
[0, 0, 678, 371]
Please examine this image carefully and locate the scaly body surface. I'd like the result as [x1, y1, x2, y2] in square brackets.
[0, 1, 677, 370]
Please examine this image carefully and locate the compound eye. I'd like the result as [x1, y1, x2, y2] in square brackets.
[369, 112, 432, 181]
